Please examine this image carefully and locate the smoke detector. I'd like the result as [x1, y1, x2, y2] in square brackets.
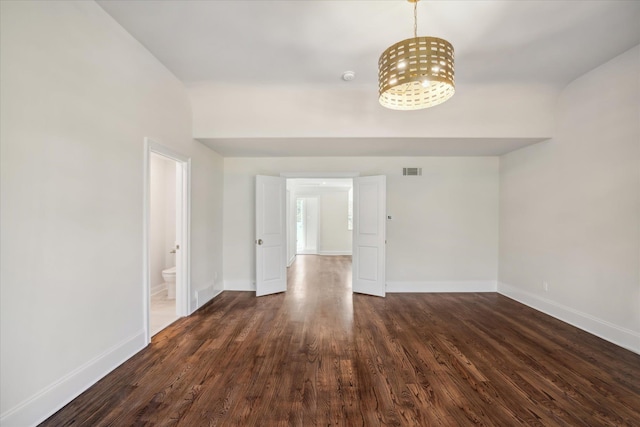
[342, 71, 356, 81]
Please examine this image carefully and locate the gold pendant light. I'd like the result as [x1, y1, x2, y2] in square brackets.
[378, 0, 455, 110]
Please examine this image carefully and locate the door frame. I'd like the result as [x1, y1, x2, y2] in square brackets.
[143, 137, 191, 343]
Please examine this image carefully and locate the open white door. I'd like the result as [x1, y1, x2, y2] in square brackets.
[256, 175, 287, 297]
[352, 175, 386, 297]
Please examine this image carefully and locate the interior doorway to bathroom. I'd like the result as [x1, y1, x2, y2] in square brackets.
[149, 152, 179, 336]
[144, 138, 191, 342]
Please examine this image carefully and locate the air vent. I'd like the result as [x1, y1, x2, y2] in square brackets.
[403, 167, 422, 176]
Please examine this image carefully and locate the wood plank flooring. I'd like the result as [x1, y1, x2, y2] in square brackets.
[42, 255, 640, 426]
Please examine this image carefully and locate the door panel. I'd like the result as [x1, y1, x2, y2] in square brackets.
[352, 176, 386, 297]
[357, 246, 378, 281]
[256, 175, 287, 297]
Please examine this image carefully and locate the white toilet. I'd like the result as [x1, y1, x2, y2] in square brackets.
[161, 266, 176, 299]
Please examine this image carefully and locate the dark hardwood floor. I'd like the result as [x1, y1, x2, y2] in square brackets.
[42, 255, 640, 426]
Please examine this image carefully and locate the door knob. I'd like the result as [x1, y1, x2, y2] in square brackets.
[257, 239, 263, 245]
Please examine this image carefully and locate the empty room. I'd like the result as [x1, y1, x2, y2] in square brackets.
[1, 1, 639, 426]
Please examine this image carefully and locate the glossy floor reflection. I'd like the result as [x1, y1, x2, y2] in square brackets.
[285, 254, 353, 330]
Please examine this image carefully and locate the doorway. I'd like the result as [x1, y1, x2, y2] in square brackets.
[144, 138, 191, 342]
[149, 152, 178, 336]
[255, 173, 386, 298]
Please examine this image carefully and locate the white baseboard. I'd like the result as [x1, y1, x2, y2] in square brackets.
[498, 282, 640, 354]
[150, 282, 166, 296]
[224, 280, 255, 291]
[386, 280, 497, 293]
[287, 254, 296, 267]
[0, 330, 146, 427]
[195, 283, 221, 310]
[318, 251, 352, 256]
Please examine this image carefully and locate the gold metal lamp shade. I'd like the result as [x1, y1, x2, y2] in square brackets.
[378, 1, 455, 110]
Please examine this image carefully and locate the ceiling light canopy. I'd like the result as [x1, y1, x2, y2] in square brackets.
[378, 0, 455, 110]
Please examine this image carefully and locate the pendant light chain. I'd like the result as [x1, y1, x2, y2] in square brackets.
[413, 0, 418, 39]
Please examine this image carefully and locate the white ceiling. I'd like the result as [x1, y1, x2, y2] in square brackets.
[98, 0, 640, 87]
[97, 0, 640, 156]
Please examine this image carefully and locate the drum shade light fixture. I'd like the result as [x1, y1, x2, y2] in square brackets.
[378, 0, 455, 110]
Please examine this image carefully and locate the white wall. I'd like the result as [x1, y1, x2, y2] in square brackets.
[286, 189, 295, 265]
[319, 191, 351, 254]
[499, 45, 640, 353]
[150, 154, 176, 290]
[189, 82, 558, 140]
[0, 1, 224, 425]
[190, 144, 225, 307]
[163, 158, 177, 270]
[223, 157, 499, 292]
